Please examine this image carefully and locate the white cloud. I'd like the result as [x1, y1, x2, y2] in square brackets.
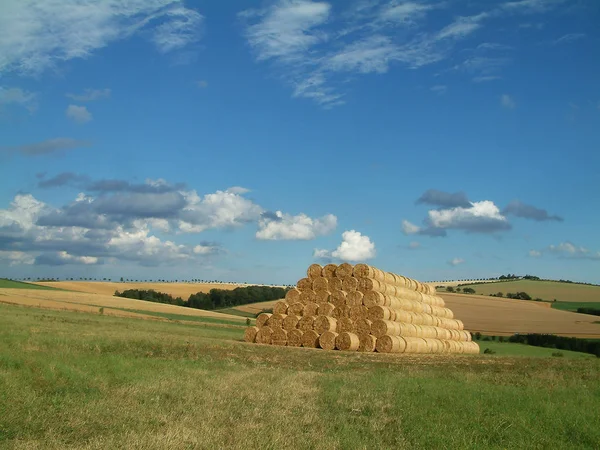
[256, 211, 337, 240]
[428, 200, 510, 232]
[331, 230, 376, 261]
[0, 87, 37, 112]
[326, 35, 399, 74]
[0, 0, 203, 75]
[501, 94, 516, 109]
[473, 75, 501, 82]
[66, 105, 92, 123]
[1, 138, 91, 156]
[529, 242, 600, 261]
[448, 257, 465, 266]
[552, 33, 585, 45]
[312, 248, 332, 260]
[378, 2, 433, 24]
[528, 249, 541, 257]
[192, 244, 219, 255]
[0, 251, 35, 266]
[436, 14, 487, 40]
[66, 88, 111, 102]
[402, 220, 421, 235]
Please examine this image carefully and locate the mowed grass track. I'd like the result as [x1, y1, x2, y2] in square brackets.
[1, 304, 599, 449]
[459, 280, 600, 302]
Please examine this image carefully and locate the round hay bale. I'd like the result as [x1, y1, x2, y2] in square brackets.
[307, 263, 323, 280]
[322, 264, 338, 278]
[273, 301, 289, 315]
[326, 277, 343, 291]
[337, 317, 355, 333]
[372, 267, 386, 282]
[287, 329, 304, 347]
[288, 302, 305, 316]
[312, 277, 329, 291]
[256, 313, 272, 328]
[314, 290, 331, 303]
[371, 320, 400, 338]
[349, 305, 368, 321]
[384, 272, 395, 285]
[335, 263, 354, 278]
[303, 302, 319, 317]
[367, 305, 393, 321]
[341, 276, 359, 292]
[376, 335, 406, 353]
[297, 278, 312, 290]
[330, 290, 347, 307]
[394, 310, 412, 324]
[335, 332, 360, 351]
[346, 291, 364, 307]
[463, 341, 480, 354]
[363, 290, 386, 307]
[317, 302, 335, 316]
[301, 330, 320, 348]
[256, 326, 273, 345]
[268, 313, 287, 329]
[399, 323, 418, 337]
[314, 315, 337, 334]
[319, 331, 339, 351]
[404, 337, 427, 353]
[299, 290, 317, 305]
[353, 263, 375, 278]
[332, 305, 350, 319]
[285, 288, 301, 304]
[272, 328, 288, 346]
[244, 326, 259, 343]
[283, 314, 300, 331]
[358, 333, 377, 352]
[298, 315, 315, 332]
[355, 318, 373, 335]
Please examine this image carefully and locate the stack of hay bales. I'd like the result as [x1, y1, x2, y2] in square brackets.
[245, 263, 480, 355]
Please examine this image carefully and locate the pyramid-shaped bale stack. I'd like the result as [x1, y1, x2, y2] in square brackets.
[245, 263, 479, 354]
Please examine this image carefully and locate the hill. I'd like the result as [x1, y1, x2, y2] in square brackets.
[456, 280, 600, 303]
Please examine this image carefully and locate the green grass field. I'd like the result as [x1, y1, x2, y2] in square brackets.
[459, 280, 600, 302]
[1, 303, 599, 449]
[0, 278, 60, 290]
[551, 301, 600, 313]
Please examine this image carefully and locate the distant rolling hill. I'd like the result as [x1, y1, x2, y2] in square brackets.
[456, 280, 600, 303]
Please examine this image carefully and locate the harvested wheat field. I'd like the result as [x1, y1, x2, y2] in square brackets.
[245, 263, 479, 354]
[0, 288, 246, 322]
[33, 281, 248, 299]
[441, 292, 600, 337]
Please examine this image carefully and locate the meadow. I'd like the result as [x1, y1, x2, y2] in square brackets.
[458, 280, 600, 303]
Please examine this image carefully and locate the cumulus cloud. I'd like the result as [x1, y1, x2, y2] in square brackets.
[35, 251, 99, 266]
[501, 94, 516, 109]
[448, 257, 465, 266]
[0, 250, 35, 266]
[256, 211, 337, 240]
[1, 138, 90, 157]
[315, 230, 376, 261]
[416, 189, 471, 208]
[66, 88, 111, 102]
[529, 242, 600, 261]
[0, 0, 204, 76]
[0, 86, 37, 113]
[66, 105, 92, 123]
[502, 200, 563, 221]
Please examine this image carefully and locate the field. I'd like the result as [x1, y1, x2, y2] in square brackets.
[1, 303, 599, 449]
[551, 301, 600, 313]
[0, 278, 60, 290]
[458, 280, 600, 303]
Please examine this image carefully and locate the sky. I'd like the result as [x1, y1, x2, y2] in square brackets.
[1, 0, 599, 285]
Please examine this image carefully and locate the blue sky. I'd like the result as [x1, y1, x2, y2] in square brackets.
[1, 0, 599, 284]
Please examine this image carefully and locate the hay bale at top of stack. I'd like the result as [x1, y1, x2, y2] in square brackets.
[307, 264, 323, 280]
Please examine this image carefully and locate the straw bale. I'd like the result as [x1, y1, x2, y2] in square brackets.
[326, 277, 343, 291]
[384, 272, 395, 285]
[352, 264, 372, 278]
[288, 302, 305, 316]
[349, 305, 368, 321]
[244, 326, 259, 343]
[283, 314, 300, 331]
[363, 290, 386, 307]
[372, 267, 386, 282]
[273, 301, 289, 315]
[268, 313, 287, 329]
[301, 330, 321, 348]
[319, 331, 339, 351]
[322, 264, 338, 278]
[299, 290, 317, 304]
[287, 329, 304, 347]
[312, 277, 329, 291]
[335, 332, 359, 351]
[332, 305, 350, 319]
[462, 341, 480, 354]
[337, 317, 355, 333]
[314, 290, 331, 303]
[314, 315, 337, 334]
[346, 291, 364, 307]
[335, 263, 354, 278]
[330, 290, 347, 307]
[371, 320, 400, 338]
[256, 313, 272, 328]
[358, 333, 377, 352]
[355, 318, 373, 335]
[296, 278, 312, 290]
[341, 276, 359, 292]
[285, 288, 301, 304]
[404, 337, 427, 353]
[376, 335, 406, 353]
[256, 326, 273, 345]
[298, 315, 315, 332]
[367, 305, 394, 321]
[307, 263, 323, 280]
[303, 302, 319, 317]
[271, 328, 288, 346]
[394, 309, 413, 324]
[317, 302, 335, 316]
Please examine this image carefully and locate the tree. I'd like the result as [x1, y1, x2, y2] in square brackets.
[120, 277, 124, 282]
[445, 286, 455, 293]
